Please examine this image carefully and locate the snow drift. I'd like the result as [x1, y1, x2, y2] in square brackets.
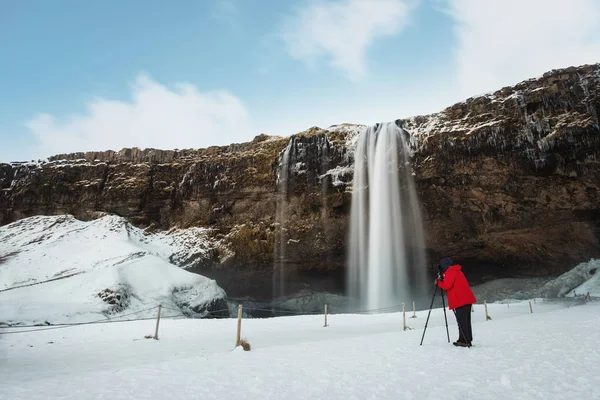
[0, 215, 228, 325]
[539, 258, 599, 298]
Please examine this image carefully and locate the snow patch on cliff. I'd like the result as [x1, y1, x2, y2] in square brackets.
[327, 123, 366, 146]
[319, 165, 354, 187]
[326, 124, 366, 159]
[403, 64, 600, 155]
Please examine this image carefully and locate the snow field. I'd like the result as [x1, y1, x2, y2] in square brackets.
[0, 215, 226, 324]
[0, 215, 212, 290]
[1, 299, 599, 400]
[2, 214, 600, 399]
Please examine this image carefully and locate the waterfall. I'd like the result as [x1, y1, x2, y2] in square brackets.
[274, 140, 292, 300]
[320, 138, 332, 262]
[347, 121, 428, 311]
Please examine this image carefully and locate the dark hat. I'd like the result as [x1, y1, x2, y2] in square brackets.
[439, 257, 454, 272]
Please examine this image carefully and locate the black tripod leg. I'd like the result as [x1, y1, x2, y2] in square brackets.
[441, 289, 450, 343]
[419, 285, 438, 346]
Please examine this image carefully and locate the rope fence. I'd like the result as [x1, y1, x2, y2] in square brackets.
[0, 272, 86, 293]
[0, 305, 182, 336]
[1, 292, 594, 344]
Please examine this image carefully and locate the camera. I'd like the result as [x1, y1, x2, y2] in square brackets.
[437, 265, 444, 281]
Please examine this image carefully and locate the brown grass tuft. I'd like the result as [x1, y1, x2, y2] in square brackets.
[237, 338, 251, 351]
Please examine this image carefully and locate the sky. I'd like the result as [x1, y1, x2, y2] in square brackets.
[1, 0, 599, 162]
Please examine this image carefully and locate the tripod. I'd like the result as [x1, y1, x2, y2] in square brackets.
[420, 283, 450, 345]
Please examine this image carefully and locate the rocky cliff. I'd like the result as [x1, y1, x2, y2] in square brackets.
[2, 63, 600, 299]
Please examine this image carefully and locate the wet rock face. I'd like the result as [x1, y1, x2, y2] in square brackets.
[403, 64, 600, 276]
[0, 163, 14, 189]
[2, 65, 600, 298]
[405, 64, 600, 174]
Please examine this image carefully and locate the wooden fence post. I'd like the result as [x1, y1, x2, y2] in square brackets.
[411, 301, 417, 318]
[402, 303, 407, 331]
[154, 304, 162, 340]
[529, 301, 533, 313]
[484, 300, 492, 321]
[236, 304, 243, 346]
[324, 304, 328, 327]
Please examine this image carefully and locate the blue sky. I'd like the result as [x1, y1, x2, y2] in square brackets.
[1, 0, 599, 162]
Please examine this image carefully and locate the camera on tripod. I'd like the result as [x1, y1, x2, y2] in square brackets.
[437, 264, 444, 281]
[421, 264, 450, 346]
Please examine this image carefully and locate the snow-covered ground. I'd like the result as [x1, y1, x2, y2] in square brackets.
[0, 215, 226, 325]
[1, 299, 598, 399]
[3, 214, 600, 398]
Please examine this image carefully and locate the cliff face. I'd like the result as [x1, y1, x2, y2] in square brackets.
[2, 64, 600, 299]
[405, 64, 600, 279]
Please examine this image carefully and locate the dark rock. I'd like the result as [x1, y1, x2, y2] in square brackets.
[171, 286, 230, 318]
[98, 286, 131, 315]
[0, 163, 14, 189]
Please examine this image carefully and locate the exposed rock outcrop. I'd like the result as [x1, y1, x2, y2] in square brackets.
[406, 64, 600, 278]
[2, 64, 600, 299]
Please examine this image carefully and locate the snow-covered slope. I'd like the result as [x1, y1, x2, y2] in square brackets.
[540, 259, 600, 298]
[0, 215, 227, 325]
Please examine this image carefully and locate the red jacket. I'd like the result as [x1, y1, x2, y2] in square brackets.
[437, 264, 476, 310]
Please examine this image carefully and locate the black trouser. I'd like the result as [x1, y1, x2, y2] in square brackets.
[453, 304, 473, 344]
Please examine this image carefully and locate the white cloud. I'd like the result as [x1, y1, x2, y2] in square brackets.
[281, 0, 414, 81]
[25, 74, 255, 158]
[446, 0, 600, 97]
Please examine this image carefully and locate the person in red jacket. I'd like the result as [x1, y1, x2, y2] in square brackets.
[436, 257, 477, 347]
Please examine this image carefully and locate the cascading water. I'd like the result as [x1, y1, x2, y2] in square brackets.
[274, 140, 292, 300]
[320, 138, 332, 260]
[347, 121, 428, 310]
